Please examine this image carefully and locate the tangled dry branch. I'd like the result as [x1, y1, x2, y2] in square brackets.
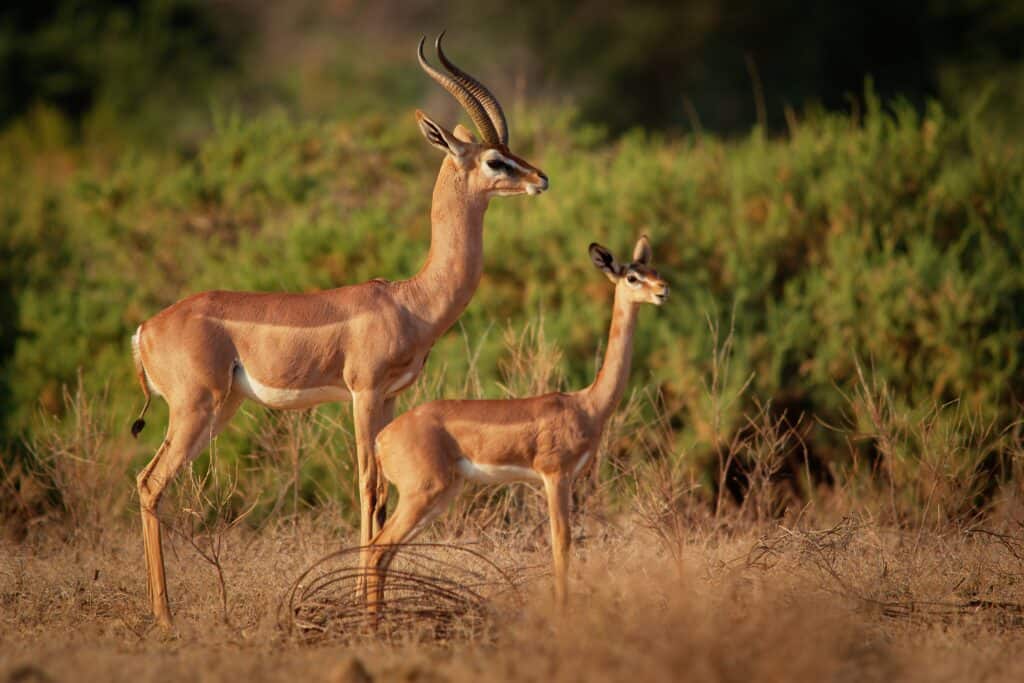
[280, 542, 535, 644]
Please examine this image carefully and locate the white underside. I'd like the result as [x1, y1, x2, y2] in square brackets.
[454, 450, 593, 486]
[234, 364, 351, 409]
[456, 459, 543, 485]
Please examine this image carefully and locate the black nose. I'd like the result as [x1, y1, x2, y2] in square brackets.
[538, 173, 549, 189]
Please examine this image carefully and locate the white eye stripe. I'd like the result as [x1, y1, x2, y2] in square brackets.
[484, 152, 530, 175]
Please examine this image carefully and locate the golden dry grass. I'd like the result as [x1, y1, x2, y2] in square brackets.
[4, 505, 1024, 682]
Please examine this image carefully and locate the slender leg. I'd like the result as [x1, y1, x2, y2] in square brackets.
[543, 473, 572, 607]
[352, 391, 384, 603]
[136, 393, 219, 628]
[372, 396, 397, 536]
[351, 391, 384, 548]
[137, 438, 174, 627]
[136, 388, 243, 628]
[366, 482, 459, 616]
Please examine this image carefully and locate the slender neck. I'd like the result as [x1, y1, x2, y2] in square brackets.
[402, 158, 489, 336]
[584, 286, 639, 422]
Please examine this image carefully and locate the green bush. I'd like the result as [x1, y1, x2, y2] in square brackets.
[2, 93, 1021, 512]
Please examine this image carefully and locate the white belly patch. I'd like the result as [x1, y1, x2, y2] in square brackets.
[233, 364, 350, 409]
[456, 459, 542, 485]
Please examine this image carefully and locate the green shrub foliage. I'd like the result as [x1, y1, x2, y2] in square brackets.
[2, 95, 1021, 500]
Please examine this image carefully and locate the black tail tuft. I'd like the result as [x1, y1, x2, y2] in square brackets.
[131, 419, 146, 438]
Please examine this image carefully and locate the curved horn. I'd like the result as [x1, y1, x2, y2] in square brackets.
[435, 31, 509, 146]
[417, 36, 500, 145]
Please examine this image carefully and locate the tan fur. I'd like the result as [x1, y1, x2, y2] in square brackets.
[132, 112, 548, 628]
[365, 237, 668, 611]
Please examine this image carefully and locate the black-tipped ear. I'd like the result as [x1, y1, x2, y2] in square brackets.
[633, 234, 652, 265]
[416, 110, 450, 150]
[416, 110, 469, 158]
[589, 242, 621, 282]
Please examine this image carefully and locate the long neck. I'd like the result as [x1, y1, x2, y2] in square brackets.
[402, 158, 489, 337]
[584, 287, 639, 422]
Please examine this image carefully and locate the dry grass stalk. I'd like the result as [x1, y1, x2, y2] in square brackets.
[23, 375, 135, 536]
[163, 439, 257, 625]
[826, 358, 1015, 527]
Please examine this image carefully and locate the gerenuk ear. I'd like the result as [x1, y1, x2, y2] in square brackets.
[589, 242, 621, 283]
[416, 110, 471, 161]
[632, 234, 652, 266]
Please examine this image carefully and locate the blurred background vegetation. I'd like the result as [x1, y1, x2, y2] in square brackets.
[2, 0, 1022, 522]
[4, 0, 1024, 139]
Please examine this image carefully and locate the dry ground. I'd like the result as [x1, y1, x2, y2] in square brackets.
[4, 509, 1024, 683]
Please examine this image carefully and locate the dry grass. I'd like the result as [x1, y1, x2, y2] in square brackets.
[4, 325, 1024, 682]
[5, 511, 1024, 682]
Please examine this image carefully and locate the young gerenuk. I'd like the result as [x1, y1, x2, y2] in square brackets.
[366, 237, 668, 608]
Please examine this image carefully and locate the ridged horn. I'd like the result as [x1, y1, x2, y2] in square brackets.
[435, 31, 509, 146]
[417, 36, 500, 146]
